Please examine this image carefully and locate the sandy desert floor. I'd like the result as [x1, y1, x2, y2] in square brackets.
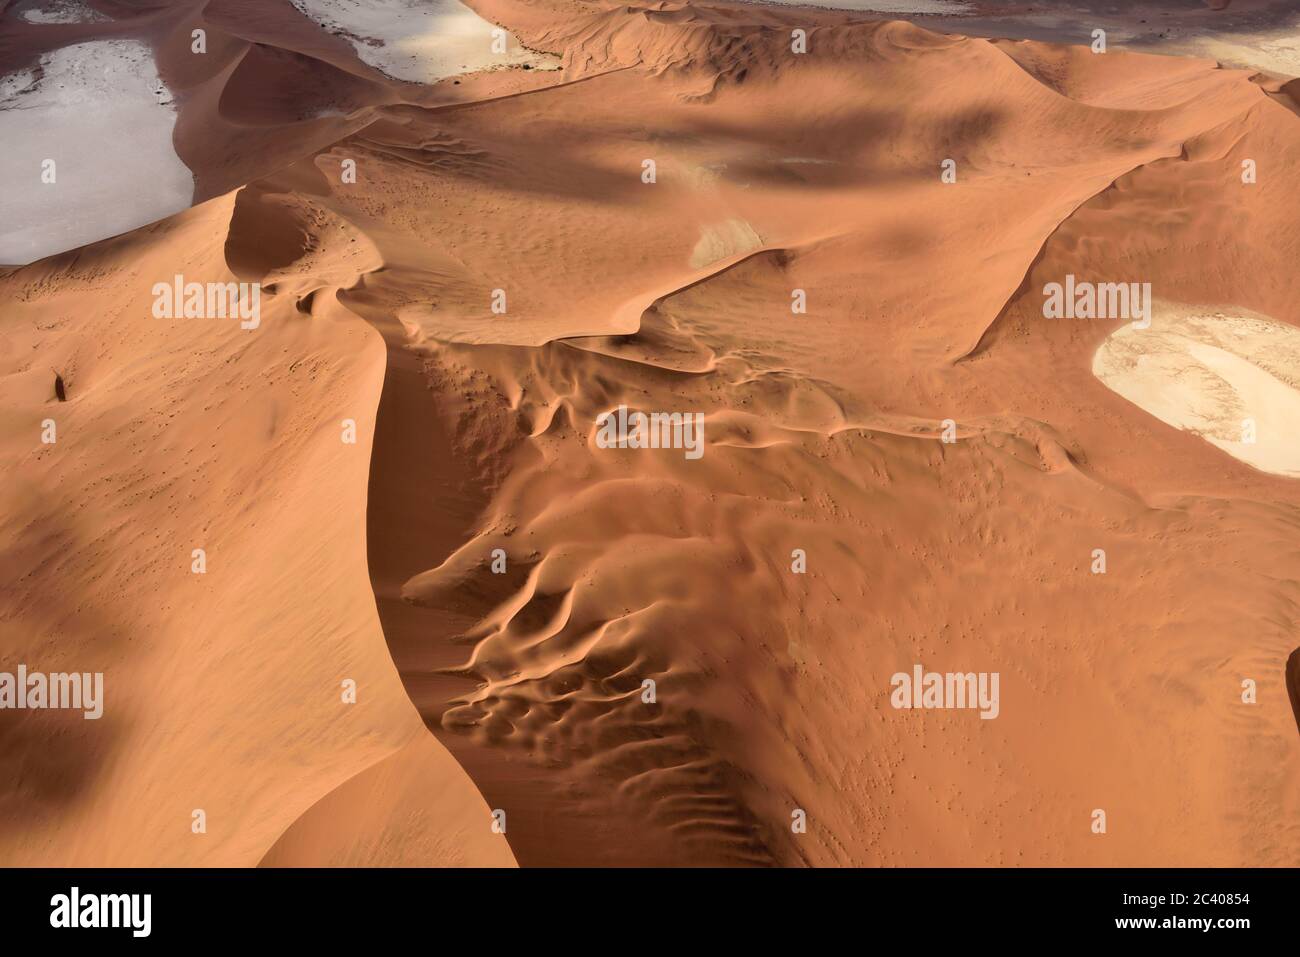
[1, 0, 1298, 867]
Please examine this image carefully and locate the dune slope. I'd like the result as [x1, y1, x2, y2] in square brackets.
[1, 0, 1298, 867]
[210, 5, 1300, 866]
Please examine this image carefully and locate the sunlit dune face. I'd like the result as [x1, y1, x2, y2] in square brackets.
[689, 218, 763, 270]
[1094, 309, 1300, 478]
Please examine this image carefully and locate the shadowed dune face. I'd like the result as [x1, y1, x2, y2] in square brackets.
[1288, 648, 1300, 740]
[911, 0, 1300, 77]
[2, 0, 1300, 868]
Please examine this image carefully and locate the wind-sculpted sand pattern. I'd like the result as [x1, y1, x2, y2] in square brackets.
[1, 0, 1299, 871]
[253, 6, 1298, 866]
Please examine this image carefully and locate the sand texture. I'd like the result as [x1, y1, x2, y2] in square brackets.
[1, 0, 1298, 867]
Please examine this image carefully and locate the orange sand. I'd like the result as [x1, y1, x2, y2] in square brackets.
[1, 0, 1297, 867]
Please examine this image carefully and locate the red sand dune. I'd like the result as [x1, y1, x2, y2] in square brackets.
[1, 0, 1297, 866]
